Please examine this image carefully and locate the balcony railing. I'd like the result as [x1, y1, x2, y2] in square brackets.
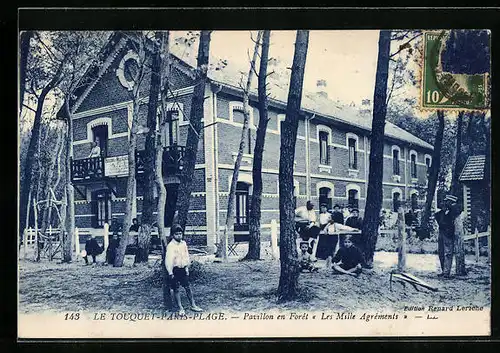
[136, 145, 186, 177]
[163, 145, 186, 175]
[71, 145, 186, 183]
[71, 156, 105, 183]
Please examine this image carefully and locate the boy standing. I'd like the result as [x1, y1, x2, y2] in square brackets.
[331, 235, 363, 276]
[165, 224, 203, 315]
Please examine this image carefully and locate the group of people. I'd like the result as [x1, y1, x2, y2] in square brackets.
[82, 218, 141, 265]
[294, 200, 365, 277]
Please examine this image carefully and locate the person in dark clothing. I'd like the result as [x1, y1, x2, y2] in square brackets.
[435, 194, 461, 278]
[345, 208, 363, 230]
[331, 204, 344, 225]
[332, 235, 363, 276]
[84, 234, 103, 265]
[106, 233, 120, 265]
[129, 218, 140, 232]
[344, 208, 364, 251]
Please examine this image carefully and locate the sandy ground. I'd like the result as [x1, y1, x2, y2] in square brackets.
[18, 243, 491, 315]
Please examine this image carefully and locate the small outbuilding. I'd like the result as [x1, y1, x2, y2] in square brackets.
[459, 155, 489, 233]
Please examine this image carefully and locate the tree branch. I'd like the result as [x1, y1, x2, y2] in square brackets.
[22, 104, 37, 113]
[389, 33, 422, 58]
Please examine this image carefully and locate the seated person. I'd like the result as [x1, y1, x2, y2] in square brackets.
[345, 208, 363, 230]
[331, 235, 363, 276]
[298, 242, 318, 273]
[323, 220, 359, 265]
[295, 201, 321, 258]
[84, 234, 104, 265]
[331, 204, 345, 225]
[296, 235, 315, 256]
[294, 201, 320, 239]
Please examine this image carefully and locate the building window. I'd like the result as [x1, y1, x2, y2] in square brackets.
[319, 131, 330, 165]
[91, 190, 111, 228]
[393, 192, 401, 212]
[92, 125, 108, 157]
[348, 189, 359, 209]
[392, 149, 400, 175]
[235, 182, 250, 231]
[319, 187, 333, 209]
[348, 138, 357, 169]
[410, 152, 417, 178]
[164, 110, 180, 146]
[247, 129, 252, 154]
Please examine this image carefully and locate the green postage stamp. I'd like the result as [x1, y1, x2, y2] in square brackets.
[421, 30, 490, 111]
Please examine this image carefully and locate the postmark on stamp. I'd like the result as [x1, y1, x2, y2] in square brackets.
[421, 30, 490, 111]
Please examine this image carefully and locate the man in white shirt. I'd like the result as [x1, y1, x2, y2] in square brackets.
[294, 201, 320, 257]
[165, 224, 203, 315]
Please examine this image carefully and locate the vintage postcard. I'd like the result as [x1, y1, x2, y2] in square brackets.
[18, 29, 491, 338]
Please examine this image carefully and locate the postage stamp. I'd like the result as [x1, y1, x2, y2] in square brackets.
[421, 30, 490, 111]
[18, 28, 491, 339]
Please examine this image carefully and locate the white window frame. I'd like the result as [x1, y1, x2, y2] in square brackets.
[277, 114, 286, 134]
[229, 101, 255, 127]
[391, 145, 402, 176]
[74, 117, 129, 145]
[317, 125, 332, 166]
[346, 133, 359, 170]
[392, 187, 403, 197]
[409, 149, 418, 179]
[424, 153, 432, 168]
[346, 183, 361, 199]
[316, 181, 335, 199]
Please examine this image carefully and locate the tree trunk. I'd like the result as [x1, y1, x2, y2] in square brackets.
[115, 36, 147, 267]
[454, 210, 467, 275]
[397, 206, 406, 272]
[114, 106, 139, 267]
[19, 61, 65, 244]
[136, 31, 163, 264]
[362, 30, 392, 268]
[277, 30, 309, 302]
[175, 31, 211, 231]
[157, 31, 172, 310]
[63, 101, 75, 262]
[19, 31, 33, 113]
[245, 30, 271, 261]
[420, 110, 445, 239]
[451, 111, 464, 199]
[218, 31, 262, 260]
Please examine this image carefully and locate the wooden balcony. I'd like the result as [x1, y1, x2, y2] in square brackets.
[70, 157, 105, 183]
[136, 145, 186, 176]
[71, 146, 186, 183]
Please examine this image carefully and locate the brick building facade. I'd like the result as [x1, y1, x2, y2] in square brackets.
[64, 33, 433, 250]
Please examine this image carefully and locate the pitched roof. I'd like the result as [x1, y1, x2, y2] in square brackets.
[205, 62, 433, 150]
[459, 155, 486, 182]
[65, 32, 433, 150]
[168, 40, 433, 150]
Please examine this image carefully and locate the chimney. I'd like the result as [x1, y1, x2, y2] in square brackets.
[316, 79, 328, 99]
[360, 99, 372, 118]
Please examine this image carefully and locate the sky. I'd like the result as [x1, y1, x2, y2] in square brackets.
[202, 30, 381, 105]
